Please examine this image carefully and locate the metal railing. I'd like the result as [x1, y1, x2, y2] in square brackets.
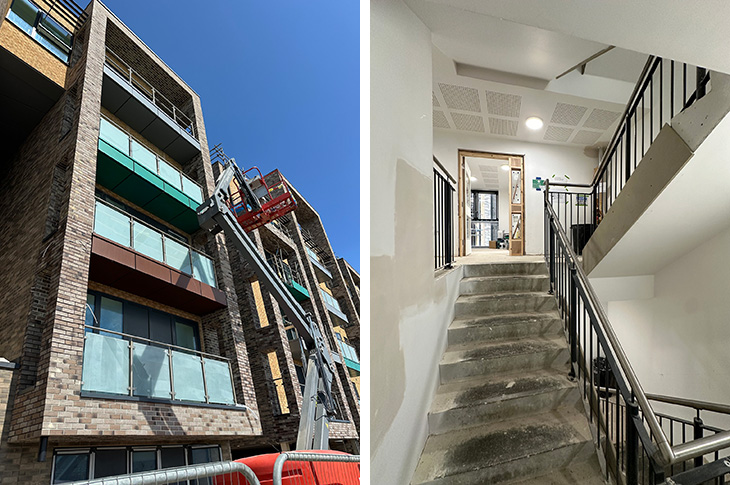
[99, 116, 204, 203]
[81, 325, 237, 406]
[544, 195, 730, 484]
[266, 252, 306, 290]
[104, 47, 198, 139]
[591, 56, 710, 221]
[94, 198, 217, 288]
[434, 167, 455, 270]
[64, 460, 260, 485]
[272, 452, 360, 485]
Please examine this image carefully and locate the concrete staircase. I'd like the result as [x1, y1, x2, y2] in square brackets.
[411, 261, 605, 485]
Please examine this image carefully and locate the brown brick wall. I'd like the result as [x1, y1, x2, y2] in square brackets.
[0, 21, 67, 86]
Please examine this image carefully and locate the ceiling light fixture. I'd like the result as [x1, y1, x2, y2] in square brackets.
[525, 116, 544, 130]
[470, 176, 477, 182]
[500, 164, 509, 171]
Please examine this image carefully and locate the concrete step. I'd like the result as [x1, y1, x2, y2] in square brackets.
[411, 406, 596, 484]
[503, 455, 606, 484]
[454, 292, 558, 318]
[460, 274, 550, 295]
[448, 312, 562, 345]
[439, 336, 569, 383]
[463, 261, 547, 277]
[428, 370, 579, 435]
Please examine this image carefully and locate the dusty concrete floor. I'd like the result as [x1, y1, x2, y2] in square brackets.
[456, 249, 545, 265]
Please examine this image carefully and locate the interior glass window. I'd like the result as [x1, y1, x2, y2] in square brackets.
[132, 450, 157, 473]
[149, 310, 173, 345]
[99, 297, 123, 337]
[174, 319, 199, 351]
[124, 302, 149, 340]
[94, 449, 127, 478]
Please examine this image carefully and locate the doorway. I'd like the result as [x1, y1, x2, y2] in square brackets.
[458, 150, 525, 256]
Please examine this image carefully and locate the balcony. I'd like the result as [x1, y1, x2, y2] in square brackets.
[81, 328, 236, 406]
[90, 199, 226, 315]
[338, 340, 360, 372]
[101, 48, 200, 162]
[306, 245, 332, 280]
[320, 288, 348, 325]
[97, 117, 203, 233]
[267, 254, 309, 302]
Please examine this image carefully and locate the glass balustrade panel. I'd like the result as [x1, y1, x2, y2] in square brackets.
[204, 358, 235, 405]
[171, 351, 206, 402]
[94, 201, 131, 246]
[81, 333, 129, 395]
[99, 118, 129, 155]
[164, 238, 192, 275]
[181, 175, 203, 204]
[132, 341, 171, 399]
[132, 222, 163, 261]
[158, 159, 183, 191]
[130, 139, 158, 173]
[191, 251, 216, 288]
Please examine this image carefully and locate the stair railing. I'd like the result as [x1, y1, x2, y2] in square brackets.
[544, 188, 730, 485]
[589, 55, 709, 224]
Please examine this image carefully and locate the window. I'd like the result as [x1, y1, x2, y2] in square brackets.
[86, 291, 200, 350]
[52, 445, 221, 482]
[6, 0, 73, 63]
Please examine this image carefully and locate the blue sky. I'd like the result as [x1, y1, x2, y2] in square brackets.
[101, 1, 360, 271]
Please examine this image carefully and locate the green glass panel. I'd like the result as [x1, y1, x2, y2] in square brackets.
[130, 139, 157, 173]
[132, 342, 171, 399]
[164, 238, 191, 274]
[7, 0, 37, 35]
[81, 333, 129, 395]
[132, 222, 163, 262]
[204, 358, 234, 405]
[171, 351, 205, 402]
[94, 202, 130, 247]
[158, 159, 182, 191]
[191, 252, 216, 288]
[99, 119, 129, 155]
[181, 174, 203, 204]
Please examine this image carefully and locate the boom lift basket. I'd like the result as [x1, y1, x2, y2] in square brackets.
[230, 168, 297, 232]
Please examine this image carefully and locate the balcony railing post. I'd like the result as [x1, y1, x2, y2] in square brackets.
[569, 262, 577, 378]
[201, 356, 210, 404]
[128, 340, 134, 397]
[697, 67, 707, 99]
[694, 415, 704, 469]
[168, 347, 175, 400]
[625, 114, 632, 185]
[626, 400, 639, 485]
[548, 216, 555, 295]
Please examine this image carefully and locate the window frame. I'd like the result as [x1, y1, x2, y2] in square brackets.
[6, 0, 73, 63]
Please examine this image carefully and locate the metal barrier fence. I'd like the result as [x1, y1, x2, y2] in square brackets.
[434, 167, 455, 271]
[272, 452, 360, 485]
[64, 460, 261, 485]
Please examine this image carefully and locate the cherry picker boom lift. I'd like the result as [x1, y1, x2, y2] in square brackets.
[196, 159, 337, 451]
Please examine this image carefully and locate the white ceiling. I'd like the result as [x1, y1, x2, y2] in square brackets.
[466, 156, 508, 191]
[417, 0, 730, 76]
[408, 0, 651, 147]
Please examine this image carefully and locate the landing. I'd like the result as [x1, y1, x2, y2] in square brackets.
[457, 249, 544, 265]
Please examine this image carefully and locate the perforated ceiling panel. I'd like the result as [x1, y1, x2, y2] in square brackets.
[488, 118, 518, 136]
[543, 126, 573, 142]
[583, 108, 621, 130]
[571, 130, 602, 145]
[452, 113, 485, 132]
[433, 110, 450, 129]
[432, 92, 440, 108]
[439, 83, 481, 112]
[485, 91, 521, 118]
[550, 102, 588, 126]
[480, 165, 500, 189]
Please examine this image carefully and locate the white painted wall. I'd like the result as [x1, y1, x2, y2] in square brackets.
[371, 2, 465, 484]
[434, 131, 598, 254]
[593, 224, 730, 431]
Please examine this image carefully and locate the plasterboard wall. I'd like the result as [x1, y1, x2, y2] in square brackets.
[595, 224, 730, 431]
[371, 2, 464, 484]
[434, 131, 599, 254]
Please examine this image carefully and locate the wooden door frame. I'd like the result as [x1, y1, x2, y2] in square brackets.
[457, 150, 526, 256]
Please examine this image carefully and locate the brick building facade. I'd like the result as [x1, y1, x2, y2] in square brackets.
[0, 0, 359, 482]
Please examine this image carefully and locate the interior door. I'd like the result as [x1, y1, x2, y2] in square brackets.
[471, 191, 498, 248]
[508, 156, 525, 256]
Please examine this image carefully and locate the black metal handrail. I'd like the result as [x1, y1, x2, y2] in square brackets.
[434, 167, 454, 270]
[588, 56, 709, 223]
[545, 193, 730, 484]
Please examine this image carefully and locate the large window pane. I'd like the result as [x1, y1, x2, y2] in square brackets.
[7, 0, 37, 35]
[172, 351, 205, 402]
[164, 238, 192, 274]
[81, 333, 129, 395]
[149, 310, 173, 345]
[52, 453, 89, 483]
[98, 118, 129, 155]
[36, 14, 71, 62]
[94, 202, 131, 247]
[181, 175, 203, 204]
[189, 447, 220, 485]
[191, 252, 216, 288]
[132, 450, 157, 473]
[133, 222, 163, 262]
[130, 139, 158, 173]
[123, 302, 148, 340]
[158, 159, 182, 191]
[99, 297, 123, 336]
[204, 358, 235, 405]
[133, 342, 171, 399]
[93, 449, 127, 478]
[175, 320, 198, 351]
[161, 447, 186, 468]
